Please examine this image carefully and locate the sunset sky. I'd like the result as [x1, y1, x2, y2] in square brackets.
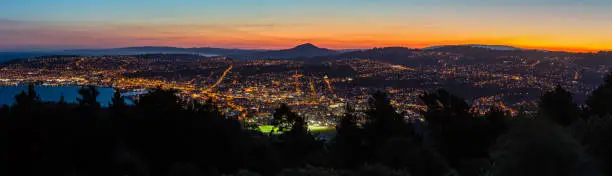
[1, 0, 611, 52]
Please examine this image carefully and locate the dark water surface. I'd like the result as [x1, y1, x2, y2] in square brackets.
[0, 86, 120, 107]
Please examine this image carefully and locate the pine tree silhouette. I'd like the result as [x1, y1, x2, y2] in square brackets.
[2, 84, 46, 175]
[587, 72, 612, 117]
[420, 89, 503, 175]
[77, 85, 100, 109]
[272, 104, 321, 168]
[363, 91, 413, 146]
[14, 84, 41, 109]
[332, 104, 364, 169]
[272, 104, 300, 133]
[110, 88, 126, 109]
[539, 85, 578, 126]
[58, 93, 66, 105]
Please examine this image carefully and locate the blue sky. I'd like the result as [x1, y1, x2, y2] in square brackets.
[1, 0, 611, 51]
[3, 0, 610, 22]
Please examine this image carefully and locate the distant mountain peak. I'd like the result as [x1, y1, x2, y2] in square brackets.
[292, 43, 320, 50]
[464, 44, 524, 51]
[230, 43, 338, 59]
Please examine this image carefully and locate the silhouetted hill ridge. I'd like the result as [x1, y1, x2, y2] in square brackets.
[304, 47, 435, 66]
[425, 44, 525, 51]
[67, 46, 259, 56]
[230, 43, 339, 60]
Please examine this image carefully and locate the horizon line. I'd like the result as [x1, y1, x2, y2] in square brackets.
[1, 43, 609, 54]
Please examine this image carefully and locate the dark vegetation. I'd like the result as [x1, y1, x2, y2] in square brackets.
[4, 73, 612, 176]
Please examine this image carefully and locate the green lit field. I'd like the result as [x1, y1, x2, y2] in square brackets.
[257, 125, 336, 137]
[309, 126, 336, 136]
[257, 125, 279, 134]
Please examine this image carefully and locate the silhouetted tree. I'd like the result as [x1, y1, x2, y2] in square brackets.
[2, 84, 53, 175]
[376, 137, 454, 176]
[332, 105, 364, 169]
[359, 91, 439, 175]
[14, 83, 40, 108]
[272, 104, 321, 168]
[272, 104, 301, 133]
[58, 93, 66, 105]
[128, 88, 187, 174]
[490, 118, 598, 176]
[420, 89, 503, 175]
[363, 91, 413, 147]
[539, 86, 578, 126]
[110, 88, 126, 109]
[109, 88, 127, 134]
[572, 116, 612, 175]
[0, 86, 286, 175]
[135, 88, 182, 113]
[420, 89, 474, 159]
[419, 89, 472, 126]
[127, 88, 255, 175]
[275, 164, 415, 176]
[74, 85, 115, 176]
[77, 85, 100, 110]
[485, 106, 509, 138]
[586, 73, 612, 117]
[0, 86, 540, 176]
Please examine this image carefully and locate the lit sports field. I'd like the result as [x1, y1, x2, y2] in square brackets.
[257, 125, 336, 136]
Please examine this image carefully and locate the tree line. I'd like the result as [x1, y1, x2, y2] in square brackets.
[3, 73, 612, 176]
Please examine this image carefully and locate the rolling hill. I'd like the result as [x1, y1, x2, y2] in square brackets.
[230, 43, 339, 60]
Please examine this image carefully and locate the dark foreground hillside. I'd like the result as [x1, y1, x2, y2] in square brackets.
[4, 73, 612, 176]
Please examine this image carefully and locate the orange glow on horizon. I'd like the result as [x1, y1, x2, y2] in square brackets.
[146, 39, 609, 53]
[3, 20, 611, 53]
[101, 23, 612, 52]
